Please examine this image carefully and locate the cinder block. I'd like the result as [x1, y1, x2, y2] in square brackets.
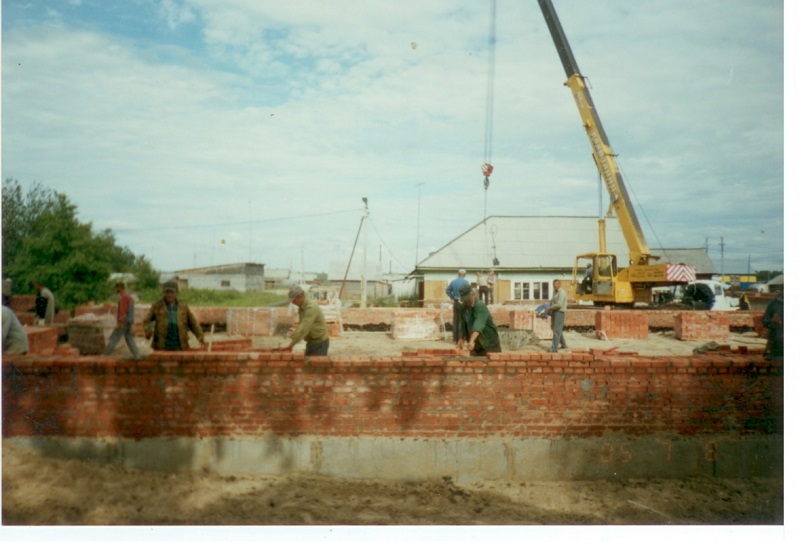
[227, 308, 278, 336]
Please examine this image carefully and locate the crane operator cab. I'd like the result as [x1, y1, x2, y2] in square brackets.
[574, 254, 618, 300]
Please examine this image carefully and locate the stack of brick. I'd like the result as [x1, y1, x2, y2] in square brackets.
[227, 308, 278, 336]
[25, 326, 60, 355]
[391, 309, 441, 340]
[508, 310, 534, 331]
[66, 314, 116, 354]
[533, 314, 553, 339]
[674, 311, 730, 341]
[190, 307, 228, 328]
[509, 309, 552, 340]
[595, 310, 649, 339]
[753, 314, 767, 338]
[14, 312, 35, 326]
[340, 307, 395, 329]
[318, 303, 344, 338]
[5, 295, 68, 324]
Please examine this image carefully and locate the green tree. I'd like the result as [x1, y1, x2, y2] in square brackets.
[756, 270, 783, 282]
[2, 179, 158, 310]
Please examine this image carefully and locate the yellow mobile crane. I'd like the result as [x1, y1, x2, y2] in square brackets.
[537, 0, 695, 306]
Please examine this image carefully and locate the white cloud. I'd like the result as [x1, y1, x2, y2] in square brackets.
[1, 0, 786, 275]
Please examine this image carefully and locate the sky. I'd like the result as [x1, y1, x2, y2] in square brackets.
[1, 0, 792, 278]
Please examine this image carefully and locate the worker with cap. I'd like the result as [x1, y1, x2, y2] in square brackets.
[143, 280, 205, 351]
[456, 283, 502, 357]
[279, 285, 329, 357]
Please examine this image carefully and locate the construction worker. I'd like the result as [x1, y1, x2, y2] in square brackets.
[279, 285, 329, 357]
[143, 281, 205, 351]
[456, 283, 501, 356]
[542, 279, 568, 352]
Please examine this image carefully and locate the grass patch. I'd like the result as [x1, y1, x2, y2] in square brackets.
[134, 288, 286, 307]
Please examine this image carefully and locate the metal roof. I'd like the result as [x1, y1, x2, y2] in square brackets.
[416, 216, 629, 271]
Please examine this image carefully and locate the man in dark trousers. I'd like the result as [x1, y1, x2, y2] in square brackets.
[102, 282, 141, 359]
[542, 279, 568, 352]
[456, 283, 501, 357]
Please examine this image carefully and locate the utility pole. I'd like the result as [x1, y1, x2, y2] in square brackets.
[361, 197, 369, 309]
[720, 236, 725, 278]
[415, 182, 423, 265]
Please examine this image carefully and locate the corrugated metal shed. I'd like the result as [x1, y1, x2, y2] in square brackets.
[416, 216, 629, 271]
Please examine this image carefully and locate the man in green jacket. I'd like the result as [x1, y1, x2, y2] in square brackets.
[279, 285, 329, 357]
[456, 283, 502, 356]
[143, 281, 205, 351]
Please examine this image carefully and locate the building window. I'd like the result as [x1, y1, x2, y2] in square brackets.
[533, 281, 550, 300]
[514, 281, 550, 301]
[221, 280, 231, 287]
[513, 282, 531, 300]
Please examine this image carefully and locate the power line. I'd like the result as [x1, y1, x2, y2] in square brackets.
[110, 208, 362, 233]
[367, 217, 411, 273]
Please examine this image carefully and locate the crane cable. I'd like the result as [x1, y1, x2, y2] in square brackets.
[482, 0, 497, 220]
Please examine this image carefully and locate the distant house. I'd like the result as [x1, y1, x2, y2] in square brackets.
[170, 263, 265, 292]
[264, 268, 319, 288]
[411, 216, 715, 306]
[327, 260, 390, 302]
[767, 274, 784, 292]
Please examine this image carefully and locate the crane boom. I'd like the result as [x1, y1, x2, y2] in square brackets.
[537, 0, 651, 266]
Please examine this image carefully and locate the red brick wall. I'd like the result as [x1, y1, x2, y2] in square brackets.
[3, 350, 781, 440]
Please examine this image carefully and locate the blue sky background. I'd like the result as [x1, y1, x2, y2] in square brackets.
[1, 0, 792, 277]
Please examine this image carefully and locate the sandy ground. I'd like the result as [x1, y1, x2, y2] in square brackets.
[247, 328, 769, 358]
[1, 440, 783, 526]
[2, 330, 782, 527]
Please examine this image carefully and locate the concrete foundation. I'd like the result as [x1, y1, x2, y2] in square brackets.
[6, 434, 782, 482]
